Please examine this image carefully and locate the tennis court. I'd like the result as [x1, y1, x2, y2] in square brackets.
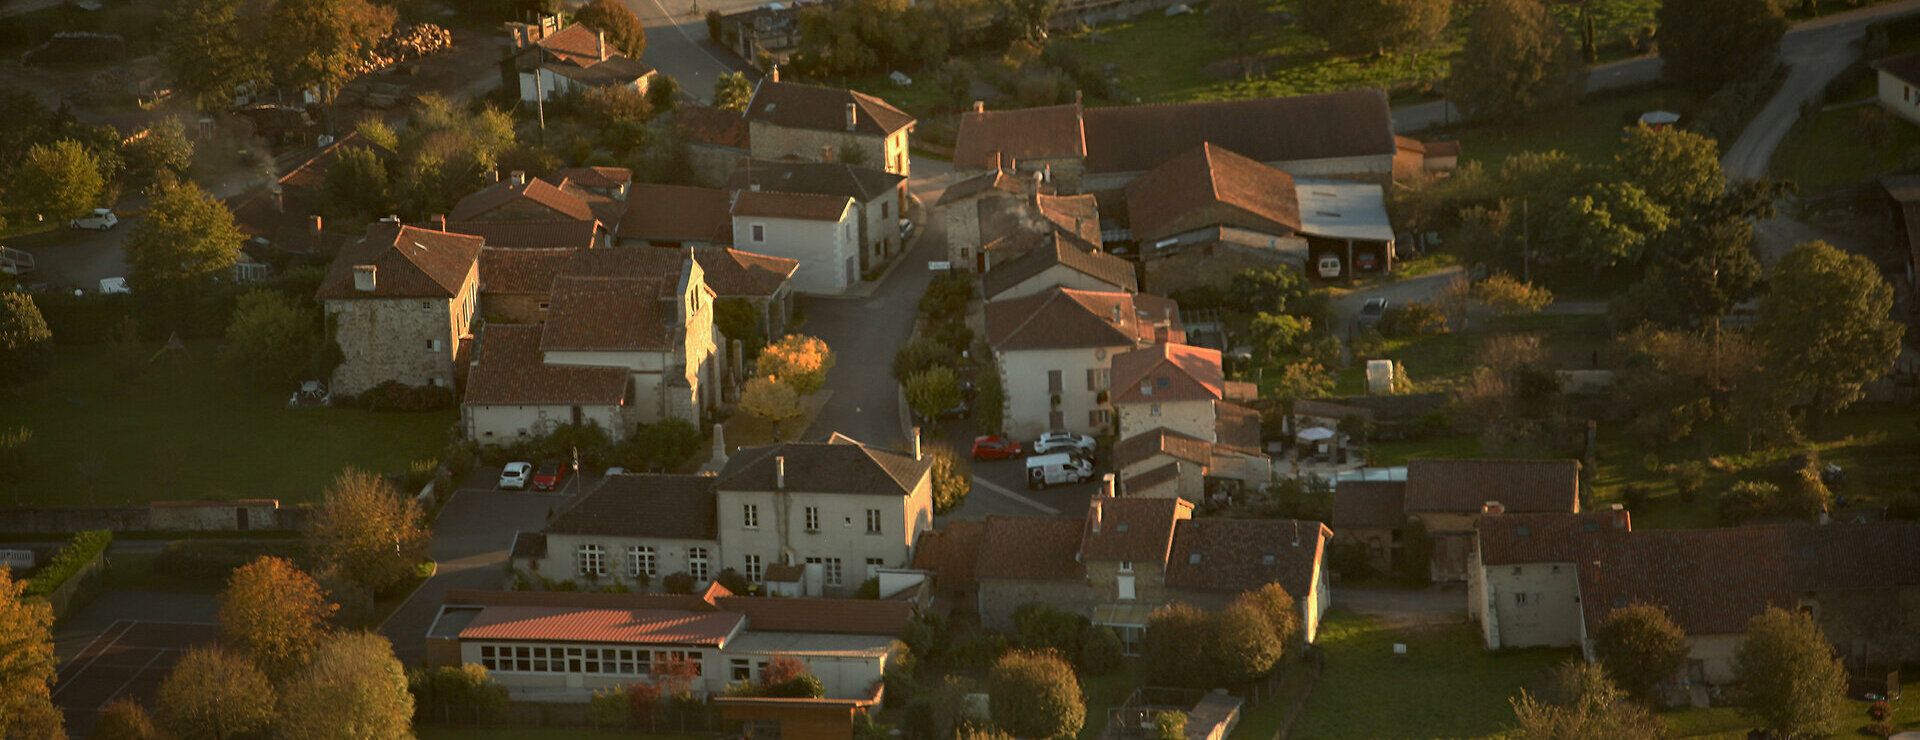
[52, 620, 219, 738]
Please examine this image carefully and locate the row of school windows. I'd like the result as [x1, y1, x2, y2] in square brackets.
[741, 504, 886, 534]
[476, 644, 703, 677]
[575, 544, 884, 588]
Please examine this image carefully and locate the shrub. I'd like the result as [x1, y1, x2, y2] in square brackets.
[407, 664, 508, 723]
[1376, 301, 1450, 336]
[716, 568, 752, 595]
[894, 336, 957, 382]
[1013, 604, 1089, 658]
[1670, 461, 1706, 503]
[661, 572, 694, 594]
[988, 650, 1084, 739]
[1079, 626, 1124, 676]
[590, 684, 630, 727]
[337, 380, 455, 412]
[25, 529, 112, 597]
[919, 273, 974, 319]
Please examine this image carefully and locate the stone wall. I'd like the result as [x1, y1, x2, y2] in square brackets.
[747, 122, 886, 175]
[0, 501, 303, 534]
[327, 270, 477, 396]
[686, 144, 748, 189]
[1143, 242, 1304, 295]
[483, 292, 547, 324]
[978, 578, 1100, 631]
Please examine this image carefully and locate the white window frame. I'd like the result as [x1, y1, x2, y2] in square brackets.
[805, 506, 820, 531]
[628, 546, 655, 578]
[744, 554, 763, 583]
[825, 557, 843, 587]
[743, 503, 759, 529]
[688, 547, 710, 581]
[577, 544, 606, 576]
[865, 508, 882, 534]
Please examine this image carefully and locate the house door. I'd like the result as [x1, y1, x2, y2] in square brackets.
[1117, 574, 1135, 601]
[235, 508, 249, 531]
[1429, 532, 1472, 582]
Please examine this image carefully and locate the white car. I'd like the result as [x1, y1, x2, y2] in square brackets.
[69, 208, 118, 230]
[499, 462, 533, 490]
[1032, 431, 1096, 457]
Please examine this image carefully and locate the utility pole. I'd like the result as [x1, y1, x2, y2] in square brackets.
[534, 66, 547, 146]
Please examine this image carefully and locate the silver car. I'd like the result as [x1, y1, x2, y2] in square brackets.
[1032, 431, 1096, 456]
[498, 462, 533, 490]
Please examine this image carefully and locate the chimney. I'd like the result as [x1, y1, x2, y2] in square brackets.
[972, 100, 984, 113]
[597, 30, 607, 61]
[1101, 473, 1115, 499]
[775, 455, 785, 490]
[1091, 499, 1102, 532]
[821, 145, 835, 163]
[1074, 89, 1082, 105]
[510, 170, 527, 186]
[1482, 501, 1506, 516]
[272, 188, 284, 213]
[430, 214, 447, 232]
[992, 151, 1002, 171]
[352, 265, 377, 292]
[845, 102, 858, 131]
[769, 65, 780, 83]
[912, 427, 922, 461]
[1043, 164, 1052, 183]
[308, 214, 323, 235]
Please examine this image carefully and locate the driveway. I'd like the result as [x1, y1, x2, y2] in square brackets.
[379, 485, 567, 665]
[1326, 266, 1466, 334]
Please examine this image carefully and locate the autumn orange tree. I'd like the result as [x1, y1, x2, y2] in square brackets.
[218, 556, 337, 681]
[756, 334, 835, 395]
[0, 566, 65, 740]
[309, 468, 431, 604]
[154, 646, 275, 740]
[740, 376, 805, 441]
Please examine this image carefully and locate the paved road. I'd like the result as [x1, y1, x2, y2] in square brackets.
[379, 485, 565, 665]
[624, 0, 757, 105]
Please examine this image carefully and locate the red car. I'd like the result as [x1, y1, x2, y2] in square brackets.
[971, 435, 1023, 461]
[532, 461, 567, 491]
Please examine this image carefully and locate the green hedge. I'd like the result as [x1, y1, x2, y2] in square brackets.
[25, 530, 112, 597]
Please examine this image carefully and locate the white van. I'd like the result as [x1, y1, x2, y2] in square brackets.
[1316, 254, 1342, 279]
[1026, 453, 1094, 489]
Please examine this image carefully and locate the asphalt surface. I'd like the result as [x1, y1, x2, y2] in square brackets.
[625, 0, 759, 105]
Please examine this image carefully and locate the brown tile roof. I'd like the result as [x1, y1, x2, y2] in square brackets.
[984, 287, 1183, 351]
[674, 105, 751, 150]
[1081, 496, 1190, 562]
[1212, 401, 1263, 456]
[1331, 481, 1407, 530]
[540, 276, 674, 351]
[728, 160, 905, 203]
[693, 247, 797, 297]
[462, 324, 630, 405]
[1166, 518, 1329, 597]
[744, 80, 914, 137]
[715, 596, 914, 635]
[1034, 194, 1102, 245]
[1081, 90, 1396, 174]
[911, 519, 985, 594]
[716, 437, 931, 496]
[1114, 427, 1211, 470]
[1122, 462, 1184, 495]
[952, 104, 1086, 170]
[449, 220, 598, 250]
[1404, 459, 1581, 515]
[1123, 143, 1301, 243]
[731, 190, 852, 222]
[982, 232, 1136, 299]
[553, 166, 633, 189]
[1579, 527, 1792, 636]
[936, 169, 1046, 206]
[976, 516, 1087, 581]
[536, 23, 612, 65]
[548, 474, 718, 539]
[1110, 343, 1225, 405]
[278, 131, 396, 191]
[1474, 510, 1630, 565]
[444, 589, 722, 612]
[315, 223, 483, 299]
[478, 247, 577, 294]
[1873, 51, 1920, 87]
[559, 179, 629, 226]
[451, 177, 595, 222]
[619, 183, 735, 243]
[764, 562, 804, 582]
[460, 605, 742, 645]
[1784, 521, 1920, 590]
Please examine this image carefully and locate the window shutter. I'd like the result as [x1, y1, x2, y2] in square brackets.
[1086, 368, 1097, 391]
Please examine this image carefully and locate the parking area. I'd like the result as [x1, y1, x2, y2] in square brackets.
[53, 620, 220, 738]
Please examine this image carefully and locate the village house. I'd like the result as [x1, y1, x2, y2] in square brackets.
[981, 232, 1137, 301]
[228, 131, 389, 257]
[729, 159, 907, 275]
[475, 247, 576, 324]
[1123, 143, 1309, 292]
[510, 473, 722, 590]
[731, 189, 861, 294]
[984, 286, 1184, 438]
[743, 72, 915, 177]
[506, 20, 656, 104]
[941, 174, 1101, 273]
[446, 170, 625, 247]
[1872, 51, 1920, 128]
[1330, 459, 1582, 581]
[316, 222, 484, 396]
[1108, 343, 1266, 499]
[693, 247, 800, 340]
[616, 183, 735, 248]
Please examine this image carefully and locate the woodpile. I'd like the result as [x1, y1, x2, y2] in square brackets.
[345, 23, 453, 76]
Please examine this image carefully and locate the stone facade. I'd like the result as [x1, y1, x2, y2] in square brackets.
[747, 122, 910, 178]
[1116, 398, 1213, 442]
[326, 268, 479, 396]
[1468, 557, 1584, 650]
[1142, 240, 1308, 294]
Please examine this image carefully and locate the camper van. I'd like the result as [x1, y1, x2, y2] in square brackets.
[1316, 253, 1342, 279]
[1026, 453, 1094, 489]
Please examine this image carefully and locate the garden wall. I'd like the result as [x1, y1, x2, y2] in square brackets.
[0, 500, 308, 535]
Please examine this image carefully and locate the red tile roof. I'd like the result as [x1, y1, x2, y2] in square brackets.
[448, 220, 598, 250]
[1331, 481, 1407, 530]
[315, 223, 483, 299]
[462, 324, 630, 405]
[1122, 462, 1185, 495]
[451, 177, 594, 223]
[984, 287, 1183, 351]
[1579, 527, 1792, 636]
[1212, 401, 1263, 456]
[565, 240, 693, 280]
[693, 247, 797, 297]
[982, 232, 1136, 299]
[620, 183, 735, 243]
[478, 247, 578, 294]
[445, 589, 722, 612]
[744, 80, 915, 137]
[459, 605, 743, 645]
[1404, 459, 1581, 515]
[278, 131, 396, 191]
[1165, 518, 1329, 597]
[911, 519, 985, 594]
[674, 105, 752, 150]
[1110, 343, 1225, 405]
[953, 104, 1086, 171]
[553, 166, 633, 189]
[731, 190, 852, 222]
[1080, 90, 1397, 174]
[936, 169, 1046, 206]
[716, 438, 930, 497]
[1124, 143, 1301, 244]
[540, 276, 674, 351]
[1474, 510, 1630, 565]
[1081, 496, 1190, 563]
[1783, 521, 1920, 591]
[976, 516, 1087, 581]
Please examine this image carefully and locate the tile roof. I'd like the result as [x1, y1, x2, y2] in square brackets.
[982, 232, 1136, 298]
[1122, 462, 1185, 495]
[1080, 90, 1397, 174]
[448, 220, 598, 250]
[553, 166, 633, 190]
[1212, 401, 1263, 456]
[1578, 527, 1792, 636]
[1873, 51, 1920, 88]
[459, 605, 743, 645]
[714, 596, 914, 635]
[540, 276, 674, 351]
[936, 169, 1047, 206]
[511, 531, 547, 558]
[952, 104, 1087, 170]
[560, 179, 629, 226]
[731, 190, 853, 222]
[1114, 427, 1212, 470]
[535, 23, 613, 65]
[728, 159, 906, 203]
[462, 324, 630, 405]
[1034, 194, 1103, 244]
[692, 247, 797, 297]
[673, 105, 752, 150]
[1783, 521, 1920, 591]
[1165, 518, 1329, 597]
[1080, 496, 1190, 562]
[315, 223, 484, 299]
[911, 519, 985, 594]
[548, 474, 718, 540]
[984, 287, 1183, 351]
[976, 515, 1087, 581]
[563, 244, 692, 281]
[278, 131, 396, 191]
[1124, 143, 1301, 244]
[744, 80, 915, 137]
[445, 589, 724, 612]
[1474, 510, 1629, 565]
[1331, 481, 1407, 530]
[619, 183, 735, 243]
[716, 438, 931, 496]
[1110, 343, 1225, 405]
[1404, 459, 1581, 515]
[451, 177, 595, 223]
[478, 247, 578, 294]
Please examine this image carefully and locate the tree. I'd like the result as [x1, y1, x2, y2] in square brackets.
[319, 145, 392, 226]
[124, 117, 196, 184]
[1540, 181, 1670, 270]
[1658, 0, 1786, 95]
[125, 178, 243, 292]
[0, 566, 64, 740]
[1615, 125, 1725, 215]
[1591, 603, 1688, 705]
[219, 556, 337, 681]
[1142, 602, 1282, 689]
[12, 139, 103, 222]
[926, 444, 970, 514]
[222, 290, 326, 388]
[1298, 0, 1450, 56]
[1752, 242, 1904, 429]
[740, 376, 805, 441]
[1734, 607, 1847, 737]
[1210, 0, 1276, 79]
[1238, 583, 1302, 648]
[0, 294, 53, 391]
[1613, 218, 1762, 330]
[1509, 660, 1664, 740]
[154, 647, 275, 740]
[1449, 0, 1584, 122]
[0, 427, 33, 507]
[757, 334, 835, 394]
[1250, 313, 1312, 367]
[163, 0, 264, 110]
[265, 0, 395, 97]
[648, 74, 680, 114]
[1153, 711, 1188, 740]
[906, 365, 963, 422]
[1208, 601, 1285, 684]
[275, 632, 413, 740]
[579, 84, 652, 126]
[93, 698, 163, 740]
[757, 655, 826, 698]
[987, 650, 1084, 740]
[712, 72, 753, 112]
[308, 468, 431, 601]
[574, 0, 647, 58]
[1471, 273, 1553, 316]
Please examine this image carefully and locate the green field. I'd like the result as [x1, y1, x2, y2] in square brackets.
[0, 343, 453, 508]
[1771, 102, 1920, 190]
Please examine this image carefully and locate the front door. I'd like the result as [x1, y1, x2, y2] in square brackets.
[1117, 574, 1135, 601]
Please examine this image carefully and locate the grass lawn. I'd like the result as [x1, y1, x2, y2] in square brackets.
[1078, 661, 1146, 740]
[1770, 102, 1920, 190]
[1444, 87, 1701, 168]
[1288, 610, 1572, 740]
[1660, 676, 1920, 738]
[1227, 660, 1317, 740]
[417, 729, 699, 740]
[0, 342, 453, 507]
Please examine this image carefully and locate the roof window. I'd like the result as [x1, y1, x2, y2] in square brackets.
[1515, 525, 1531, 536]
[1261, 554, 1275, 566]
[1188, 552, 1202, 564]
[1116, 522, 1129, 533]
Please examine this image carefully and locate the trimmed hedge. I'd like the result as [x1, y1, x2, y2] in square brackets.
[25, 530, 112, 597]
[151, 539, 310, 582]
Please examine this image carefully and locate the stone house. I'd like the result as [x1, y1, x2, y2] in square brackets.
[673, 106, 753, 188]
[692, 247, 799, 339]
[940, 177, 1100, 273]
[1108, 343, 1267, 498]
[743, 73, 915, 177]
[1122, 143, 1312, 292]
[316, 222, 484, 396]
[228, 131, 390, 257]
[729, 159, 906, 275]
[507, 21, 656, 104]
[460, 323, 632, 444]
[983, 286, 1183, 438]
[730, 190, 860, 294]
[982, 232, 1136, 301]
[616, 183, 735, 248]
[1329, 459, 1581, 582]
[477, 247, 576, 324]
[952, 103, 1088, 193]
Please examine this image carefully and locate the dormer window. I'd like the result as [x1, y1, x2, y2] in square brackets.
[1118, 560, 1133, 573]
[1261, 554, 1275, 566]
[1116, 522, 1129, 533]
[1188, 552, 1202, 564]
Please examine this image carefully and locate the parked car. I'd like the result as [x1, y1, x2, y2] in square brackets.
[532, 461, 567, 491]
[1026, 453, 1094, 489]
[69, 208, 118, 230]
[1031, 431, 1095, 456]
[499, 462, 533, 490]
[971, 435, 1023, 461]
[1355, 251, 1378, 271]
[1357, 298, 1389, 328]
[605, 467, 628, 477]
[899, 218, 915, 240]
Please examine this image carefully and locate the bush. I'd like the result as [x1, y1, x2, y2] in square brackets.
[25, 530, 111, 597]
[590, 684, 630, 727]
[1376, 301, 1450, 337]
[919, 273, 973, 319]
[1079, 626, 1124, 676]
[1670, 461, 1706, 503]
[894, 337, 958, 382]
[616, 418, 706, 473]
[662, 572, 695, 594]
[716, 568, 752, 595]
[1012, 603, 1088, 658]
[337, 380, 455, 412]
[151, 539, 309, 582]
[407, 664, 508, 723]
